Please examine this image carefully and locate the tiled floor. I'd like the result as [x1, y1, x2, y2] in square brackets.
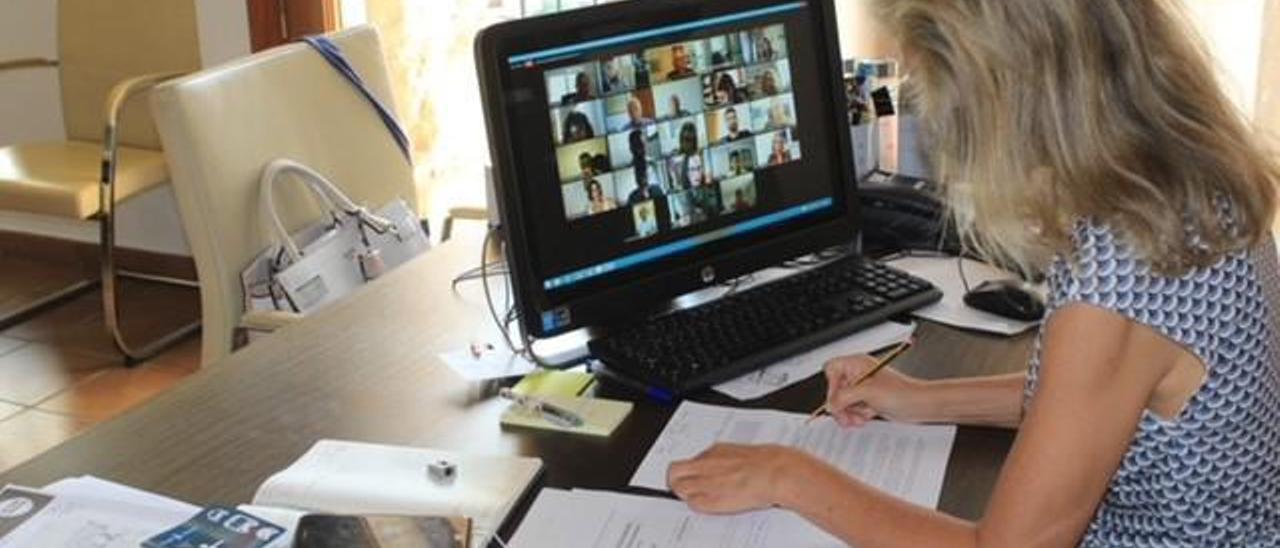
[0, 255, 201, 474]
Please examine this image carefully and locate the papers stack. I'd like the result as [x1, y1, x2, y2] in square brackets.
[0, 476, 197, 547]
[510, 401, 958, 547]
[511, 488, 842, 548]
[631, 402, 955, 508]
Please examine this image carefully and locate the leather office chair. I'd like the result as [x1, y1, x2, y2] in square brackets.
[150, 25, 421, 367]
[0, 0, 202, 363]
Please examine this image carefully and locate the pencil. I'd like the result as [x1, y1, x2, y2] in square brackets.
[805, 338, 913, 424]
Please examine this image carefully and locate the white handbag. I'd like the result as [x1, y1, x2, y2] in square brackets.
[241, 159, 430, 316]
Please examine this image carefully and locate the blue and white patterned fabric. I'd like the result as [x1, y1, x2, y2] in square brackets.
[1025, 221, 1280, 547]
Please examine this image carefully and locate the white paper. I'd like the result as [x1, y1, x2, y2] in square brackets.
[43, 475, 199, 515]
[510, 488, 842, 548]
[440, 342, 536, 381]
[0, 485, 194, 548]
[886, 256, 1042, 336]
[713, 321, 916, 400]
[631, 402, 955, 509]
[252, 439, 542, 548]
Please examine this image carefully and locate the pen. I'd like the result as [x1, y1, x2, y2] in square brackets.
[590, 364, 675, 404]
[499, 388, 585, 428]
[806, 338, 914, 424]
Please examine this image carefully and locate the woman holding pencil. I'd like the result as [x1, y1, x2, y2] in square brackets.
[667, 1, 1280, 545]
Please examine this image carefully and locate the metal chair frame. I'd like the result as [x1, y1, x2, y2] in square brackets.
[1, 60, 199, 364]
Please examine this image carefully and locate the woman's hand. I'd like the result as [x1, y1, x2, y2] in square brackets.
[824, 354, 932, 427]
[667, 443, 810, 514]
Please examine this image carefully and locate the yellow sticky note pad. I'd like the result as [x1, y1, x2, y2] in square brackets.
[500, 395, 633, 437]
[511, 369, 595, 398]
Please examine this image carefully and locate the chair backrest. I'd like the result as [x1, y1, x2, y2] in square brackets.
[58, 0, 202, 149]
[150, 26, 420, 366]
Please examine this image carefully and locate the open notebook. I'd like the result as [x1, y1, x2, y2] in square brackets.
[246, 440, 543, 547]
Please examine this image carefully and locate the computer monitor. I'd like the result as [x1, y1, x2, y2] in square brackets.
[477, 0, 857, 339]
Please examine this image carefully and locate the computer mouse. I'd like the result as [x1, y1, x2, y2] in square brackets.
[963, 279, 1046, 322]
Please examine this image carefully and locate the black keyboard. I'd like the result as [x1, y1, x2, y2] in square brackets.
[589, 256, 941, 396]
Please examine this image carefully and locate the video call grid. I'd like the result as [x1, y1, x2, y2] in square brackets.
[544, 23, 805, 241]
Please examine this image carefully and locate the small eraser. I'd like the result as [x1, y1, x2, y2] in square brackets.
[427, 459, 457, 483]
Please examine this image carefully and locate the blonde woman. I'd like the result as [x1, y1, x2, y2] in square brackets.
[668, 1, 1280, 546]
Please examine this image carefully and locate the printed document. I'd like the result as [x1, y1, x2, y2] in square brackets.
[631, 401, 955, 509]
[510, 488, 842, 548]
[0, 483, 194, 548]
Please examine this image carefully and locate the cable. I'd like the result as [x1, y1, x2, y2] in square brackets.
[476, 227, 573, 370]
[451, 261, 508, 291]
[480, 228, 519, 354]
[956, 255, 974, 292]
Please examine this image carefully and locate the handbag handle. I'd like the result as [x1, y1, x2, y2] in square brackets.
[259, 159, 394, 261]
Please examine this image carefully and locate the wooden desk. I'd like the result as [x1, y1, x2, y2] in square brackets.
[0, 232, 1032, 524]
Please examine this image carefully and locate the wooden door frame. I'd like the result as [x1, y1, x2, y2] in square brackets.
[247, 0, 342, 52]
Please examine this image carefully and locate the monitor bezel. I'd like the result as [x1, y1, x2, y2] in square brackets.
[476, 0, 859, 339]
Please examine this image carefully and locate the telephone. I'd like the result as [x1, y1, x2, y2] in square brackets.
[857, 172, 959, 256]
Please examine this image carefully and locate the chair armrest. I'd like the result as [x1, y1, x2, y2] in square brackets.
[0, 58, 58, 73]
[99, 71, 190, 210]
[241, 310, 305, 332]
[103, 71, 188, 134]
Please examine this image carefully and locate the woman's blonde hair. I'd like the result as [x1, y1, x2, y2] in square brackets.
[874, 0, 1279, 274]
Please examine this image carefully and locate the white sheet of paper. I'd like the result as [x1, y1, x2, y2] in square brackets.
[0, 485, 194, 548]
[440, 342, 535, 381]
[510, 488, 842, 548]
[43, 475, 199, 515]
[713, 321, 916, 400]
[631, 401, 955, 509]
[886, 256, 1041, 336]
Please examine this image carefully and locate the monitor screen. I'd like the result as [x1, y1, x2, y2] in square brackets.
[478, 0, 856, 337]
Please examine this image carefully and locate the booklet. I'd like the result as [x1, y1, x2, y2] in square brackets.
[249, 440, 543, 548]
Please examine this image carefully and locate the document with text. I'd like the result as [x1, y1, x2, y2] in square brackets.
[631, 401, 956, 509]
[510, 488, 843, 548]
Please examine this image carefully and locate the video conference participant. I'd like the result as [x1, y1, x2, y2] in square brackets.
[626, 162, 665, 206]
[667, 2, 1280, 547]
[766, 131, 792, 165]
[561, 109, 596, 143]
[757, 68, 781, 98]
[712, 72, 746, 105]
[754, 33, 777, 62]
[585, 178, 617, 215]
[666, 44, 697, 80]
[668, 122, 709, 190]
[560, 70, 596, 105]
[726, 148, 753, 177]
[668, 95, 692, 119]
[632, 201, 659, 239]
[721, 107, 752, 143]
[577, 150, 609, 182]
[623, 96, 654, 131]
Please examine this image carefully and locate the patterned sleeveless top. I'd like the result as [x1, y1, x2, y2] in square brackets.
[1025, 222, 1280, 546]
